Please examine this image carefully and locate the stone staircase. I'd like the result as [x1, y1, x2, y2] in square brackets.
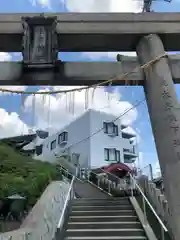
[63, 197, 148, 240]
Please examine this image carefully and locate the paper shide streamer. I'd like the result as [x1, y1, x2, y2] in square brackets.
[72, 91, 75, 115]
[20, 93, 27, 135]
[91, 87, 96, 106]
[85, 88, 89, 110]
[47, 95, 51, 131]
[20, 94, 26, 113]
[31, 94, 36, 131]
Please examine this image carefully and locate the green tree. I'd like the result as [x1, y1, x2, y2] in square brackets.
[0, 143, 62, 207]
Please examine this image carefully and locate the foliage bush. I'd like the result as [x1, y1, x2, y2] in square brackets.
[0, 143, 62, 207]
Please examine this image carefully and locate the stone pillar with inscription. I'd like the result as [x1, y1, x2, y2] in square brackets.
[136, 34, 180, 240]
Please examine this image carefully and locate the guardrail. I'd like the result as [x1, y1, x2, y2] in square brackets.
[129, 173, 168, 240]
[57, 175, 75, 229]
[55, 172, 75, 240]
[59, 165, 133, 196]
[86, 168, 130, 196]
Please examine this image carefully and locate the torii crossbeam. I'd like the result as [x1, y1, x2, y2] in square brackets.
[0, 12, 180, 52]
[0, 12, 180, 85]
[0, 56, 180, 85]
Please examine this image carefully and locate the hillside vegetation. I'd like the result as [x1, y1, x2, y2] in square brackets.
[0, 143, 62, 207]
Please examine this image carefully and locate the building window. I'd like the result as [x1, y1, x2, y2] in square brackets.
[123, 147, 135, 154]
[116, 150, 120, 162]
[123, 148, 130, 152]
[103, 122, 118, 136]
[104, 148, 120, 162]
[51, 139, 56, 150]
[58, 131, 68, 144]
[132, 146, 136, 154]
[35, 145, 43, 156]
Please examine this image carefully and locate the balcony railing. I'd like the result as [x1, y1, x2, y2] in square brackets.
[123, 148, 136, 155]
[122, 132, 136, 139]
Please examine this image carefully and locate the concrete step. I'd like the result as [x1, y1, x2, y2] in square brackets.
[70, 210, 136, 216]
[72, 201, 130, 206]
[67, 221, 142, 229]
[72, 205, 134, 211]
[68, 215, 139, 222]
[73, 198, 130, 205]
[66, 228, 145, 237]
[65, 237, 147, 240]
[73, 197, 130, 201]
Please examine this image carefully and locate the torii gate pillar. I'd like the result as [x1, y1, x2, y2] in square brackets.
[137, 34, 180, 240]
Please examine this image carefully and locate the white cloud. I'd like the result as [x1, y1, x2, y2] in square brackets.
[30, 0, 143, 11]
[122, 126, 141, 144]
[0, 53, 26, 95]
[135, 152, 153, 179]
[136, 151, 162, 179]
[153, 161, 161, 178]
[29, 0, 51, 8]
[0, 53, 29, 138]
[0, 86, 27, 95]
[0, 52, 11, 61]
[122, 126, 136, 135]
[23, 86, 138, 133]
[65, 0, 142, 12]
[0, 108, 29, 139]
[81, 52, 137, 60]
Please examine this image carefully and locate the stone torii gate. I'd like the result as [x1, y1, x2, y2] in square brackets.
[0, 12, 180, 239]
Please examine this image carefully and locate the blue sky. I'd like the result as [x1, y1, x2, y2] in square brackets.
[0, 0, 180, 176]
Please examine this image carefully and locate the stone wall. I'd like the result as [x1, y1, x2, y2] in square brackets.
[0, 180, 70, 240]
[138, 176, 173, 238]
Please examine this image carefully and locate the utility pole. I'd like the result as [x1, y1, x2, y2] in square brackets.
[142, 0, 172, 12]
[143, 0, 152, 12]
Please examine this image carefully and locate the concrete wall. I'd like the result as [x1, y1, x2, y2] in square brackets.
[34, 109, 137, 169]
[35, 110, 91, 168]
[0, 181, 70, 240]
[89, 109, 136, 168]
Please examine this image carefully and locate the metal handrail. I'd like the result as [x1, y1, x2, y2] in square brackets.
[84, 167, 124, 182]
[57, 174, 75, 229]
[100, 167, 123, 180]
[60, 165, 114, 196]
[60, 165, 114, 195]
[59, 163, 122, 183]
[85, 168, 129, 194]
[86, 169, 112, 194]
[60, 165, 84, 183]
[129, 173, 168, 233]
[98, 168, 128, 188]
[59, 164, 130, 196]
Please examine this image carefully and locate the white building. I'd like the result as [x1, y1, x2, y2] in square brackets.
[33, 109, 138, 169]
